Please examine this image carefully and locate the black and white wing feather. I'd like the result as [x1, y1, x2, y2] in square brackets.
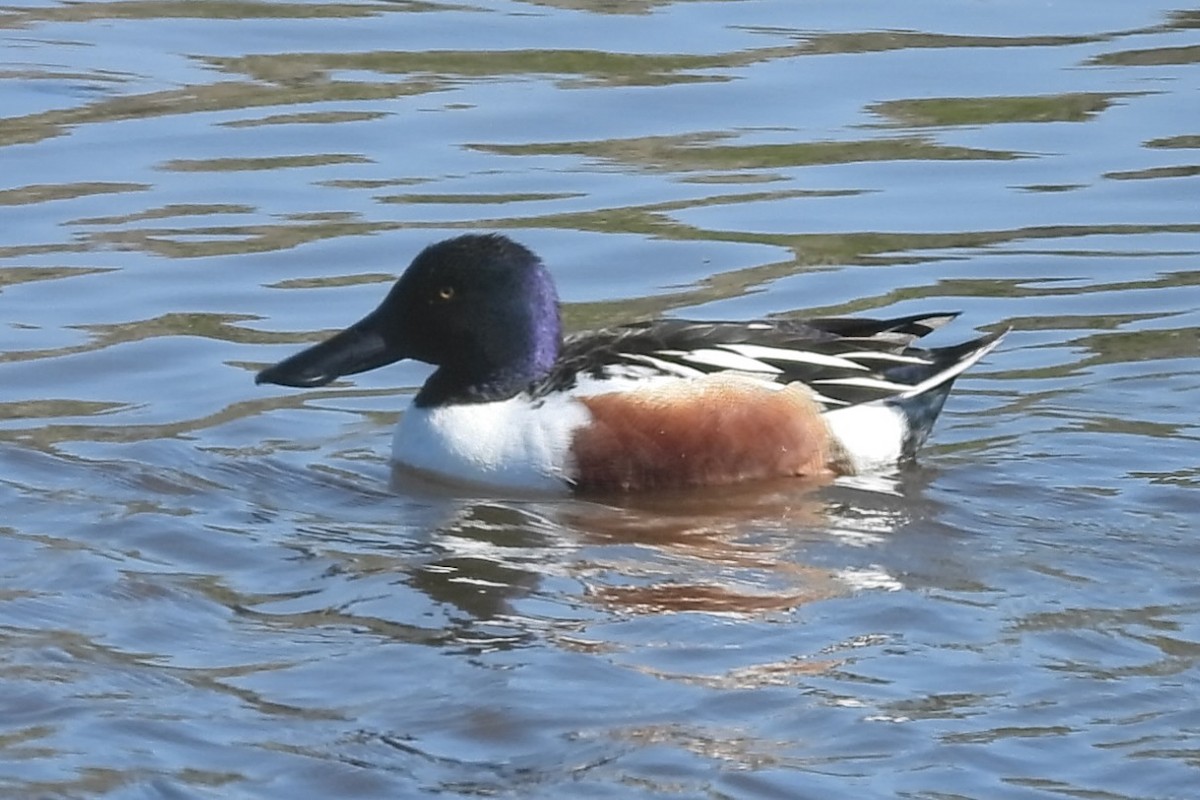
[539, 312, 1002, 412]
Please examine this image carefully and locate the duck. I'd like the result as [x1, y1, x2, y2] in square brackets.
[256, 233, 1003, 494]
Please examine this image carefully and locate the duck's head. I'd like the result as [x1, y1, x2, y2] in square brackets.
[255, 233, 562, 406]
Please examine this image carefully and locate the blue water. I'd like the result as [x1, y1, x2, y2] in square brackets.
[2, 1, 1199, 797]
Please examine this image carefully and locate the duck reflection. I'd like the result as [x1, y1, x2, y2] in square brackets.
[404, 499, 562, 624]
[392, 464, 915, 622]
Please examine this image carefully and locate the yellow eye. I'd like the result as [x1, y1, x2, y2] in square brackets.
[436, 285, 455, 301]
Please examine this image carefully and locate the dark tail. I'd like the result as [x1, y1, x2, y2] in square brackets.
[890, 329, 1007, 457]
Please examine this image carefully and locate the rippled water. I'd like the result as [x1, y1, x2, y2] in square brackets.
[3, 1, 1199, 797]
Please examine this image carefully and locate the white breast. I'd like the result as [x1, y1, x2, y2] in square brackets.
[391, 393, 592, 493]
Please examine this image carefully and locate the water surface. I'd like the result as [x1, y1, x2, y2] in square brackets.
[2, 1, 1199, 797]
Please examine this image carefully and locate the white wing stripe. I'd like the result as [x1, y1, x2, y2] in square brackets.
[675, 348, 784, 374]
[840, 350, 932, 365]
[809, 392, 849, 406]
[898, 332, 1005, 399]
[623, 353, 706, 377]
[719, 343, 869, 371]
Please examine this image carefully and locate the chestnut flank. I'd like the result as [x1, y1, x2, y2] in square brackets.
[571, 375, 835, 492]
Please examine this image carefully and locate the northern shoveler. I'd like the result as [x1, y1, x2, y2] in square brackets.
[256, 233, 1003, 493]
